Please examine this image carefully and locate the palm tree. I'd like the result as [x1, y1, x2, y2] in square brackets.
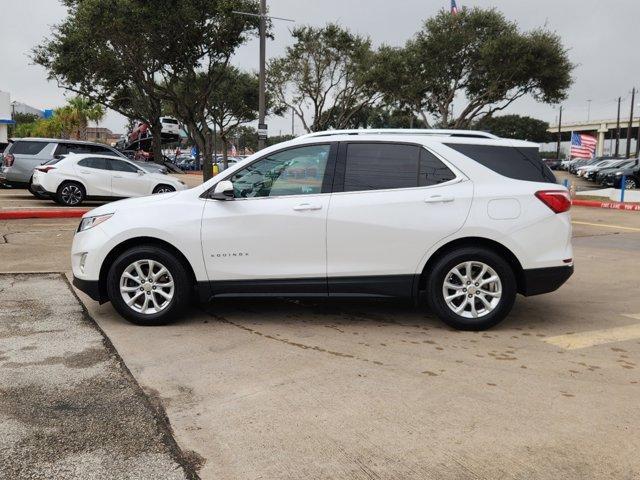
[56, 96, 106, 140]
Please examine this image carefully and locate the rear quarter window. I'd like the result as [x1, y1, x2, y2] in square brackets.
[445, 144, 556, 183]
[10, 141, 48, 156]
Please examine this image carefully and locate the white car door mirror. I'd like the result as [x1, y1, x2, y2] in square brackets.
[137, 169, 145, 175]
[212, 180, 235, 200]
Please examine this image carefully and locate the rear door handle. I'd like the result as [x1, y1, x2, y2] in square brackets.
[424, 195, 455, 204]
[293, 203, 323, 211]
[113, 176, 123, 179]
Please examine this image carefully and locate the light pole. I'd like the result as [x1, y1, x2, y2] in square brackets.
[556, 105, 563, 161]
[626, 87, 635, 158]
[233, 2, 293, 151]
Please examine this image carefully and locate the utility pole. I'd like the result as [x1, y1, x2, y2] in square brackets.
[615, 96, 621, 157]
[556, 106, 563, 161]
[626, 88, 636, 158]
[233, 3, 293, 151]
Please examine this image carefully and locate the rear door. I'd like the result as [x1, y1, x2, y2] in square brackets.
[75, 157, 112, 196]
[107, 158, 151, 197]
[326, 142, 473, 296]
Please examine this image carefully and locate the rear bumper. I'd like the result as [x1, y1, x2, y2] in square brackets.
[31, 183, 53, 197]
[520, 265, 574, 296]
[72, 276, 104, 303]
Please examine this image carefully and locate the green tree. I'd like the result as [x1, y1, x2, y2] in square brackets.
[268, 24, 382, 133]
[34, 0, 259, 176]
[55, 96, 105, 140]
[473, 115, 551, 142]
[379, 8, 573, 128]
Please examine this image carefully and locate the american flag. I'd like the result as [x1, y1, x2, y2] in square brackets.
[570, 133, 597, 158]
[451, 0, 459, 14]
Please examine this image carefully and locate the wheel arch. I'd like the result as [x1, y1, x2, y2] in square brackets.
[417, 237, 525, 296]
[98, 236, 197, 303]
[58, 178, 88, 194]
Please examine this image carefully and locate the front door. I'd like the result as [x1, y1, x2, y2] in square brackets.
[75, 157, 113, 197]
[108, 158, 149, 197]
[201, 143, 336, 295]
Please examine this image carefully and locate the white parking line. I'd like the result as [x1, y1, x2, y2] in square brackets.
[544, 316, 640, 350]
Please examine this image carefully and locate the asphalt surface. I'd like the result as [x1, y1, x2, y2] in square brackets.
[0, 273, 197, 479]
[1, 185, 639, 479]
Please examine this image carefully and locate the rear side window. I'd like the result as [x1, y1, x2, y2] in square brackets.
[11, 141, 47, 155]
[343, 143, 421, 192]
[419, 150, 456, 186]
[78, 157, 109, 170]
[445, 144, 556, 183]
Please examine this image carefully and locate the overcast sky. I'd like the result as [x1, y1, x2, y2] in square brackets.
[1, 0, 639, 136]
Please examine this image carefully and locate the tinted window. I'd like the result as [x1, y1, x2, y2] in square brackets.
[78, 157, 109, 170]
[162, 118, 179, 124]
[445, 144, 556, 183]
[419, 150, 456, 186]
[108, 159, 139, 172]
[343, 143, 420, 192]
[11, 141, 47, 155]
[231, 145, 330, 198]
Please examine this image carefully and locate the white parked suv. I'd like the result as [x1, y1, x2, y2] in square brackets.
[32, 154, 187, 206]
[72, 130, 573, 330]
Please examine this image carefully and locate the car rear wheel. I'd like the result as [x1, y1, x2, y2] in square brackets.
[106, 245, 191, 326]
[56, 181, 85, 206]
[426, 247, 517, 331]
[153, 184, 176, 194]
[625, 178, 638, 190]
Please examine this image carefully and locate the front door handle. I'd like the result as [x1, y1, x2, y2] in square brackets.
[112, 175, 123, 179]
[424, 195, 455, 204]
[293, 203, 323, 211]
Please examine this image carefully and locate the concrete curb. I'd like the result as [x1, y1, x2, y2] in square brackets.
[0, 208, 90, 220]
[572, 199, 640, 211]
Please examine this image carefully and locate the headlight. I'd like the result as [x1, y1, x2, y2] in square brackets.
[77, 213, 113, 232]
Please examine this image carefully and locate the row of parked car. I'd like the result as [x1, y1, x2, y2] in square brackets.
[544, 156, 640, 190]
[0, 137, 187, 206]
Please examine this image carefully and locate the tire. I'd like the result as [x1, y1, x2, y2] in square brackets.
[426, 247, 517, 331]
[152, 184, 176, 194]
[106, 245, 191, 326]
[56, 181, 85, 206]
[625, 178, 638, 190]
[28, 178, 49, 199]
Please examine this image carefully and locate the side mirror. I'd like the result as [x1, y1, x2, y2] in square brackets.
[212, 180, 234, 200]
[137, 169, 145, 175]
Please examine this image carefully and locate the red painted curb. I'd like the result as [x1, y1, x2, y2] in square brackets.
[0, 209, 90, 220]
[572, 199, 640, 211]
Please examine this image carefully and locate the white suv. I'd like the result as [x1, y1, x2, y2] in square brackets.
[71, 130, 573, 330]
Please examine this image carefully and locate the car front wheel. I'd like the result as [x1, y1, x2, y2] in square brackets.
[106, 245, 191, 326]
[153, 184, 176, 194]
[426, 247, 517, 331]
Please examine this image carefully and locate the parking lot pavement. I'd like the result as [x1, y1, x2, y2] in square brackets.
[0, 273, 197, 479]
[1, 206, 639, 479]
[67, 206, 639, 480]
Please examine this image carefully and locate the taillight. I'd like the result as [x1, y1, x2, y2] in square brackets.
[535, 190, 571, 214]
[3, 153, 14, 166]
[35, 166, 56, 173]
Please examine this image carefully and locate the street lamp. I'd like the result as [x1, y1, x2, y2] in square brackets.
[233, 2, 293, 151]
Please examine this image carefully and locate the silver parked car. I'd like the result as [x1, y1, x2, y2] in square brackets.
[0, 138, 166, 198]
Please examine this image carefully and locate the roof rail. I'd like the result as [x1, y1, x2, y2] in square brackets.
[297, 128, 499, 140]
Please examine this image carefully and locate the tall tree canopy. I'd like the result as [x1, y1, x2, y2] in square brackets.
[377, 7, 573, 128]
[34, 0, 259, 178]
[474, 114, 551, 142]
[268, 24, 382, 133]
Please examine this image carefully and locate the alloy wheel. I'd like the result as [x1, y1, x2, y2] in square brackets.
[442, 261, 502, 319]
[61, 184, 83, 205]
[119, 259, 175, 315]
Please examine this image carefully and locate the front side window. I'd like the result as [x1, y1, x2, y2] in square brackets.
[230, 145, 330, 198]
[343, 143, 421, 192]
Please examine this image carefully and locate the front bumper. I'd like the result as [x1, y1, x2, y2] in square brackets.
[520, 265, 574, 296]
[72, 276, 104, 303]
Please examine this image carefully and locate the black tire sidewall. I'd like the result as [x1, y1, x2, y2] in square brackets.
[56, 181, 85, 206]
[107, 245, 190, 326]
[427, 247, 517, 331]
